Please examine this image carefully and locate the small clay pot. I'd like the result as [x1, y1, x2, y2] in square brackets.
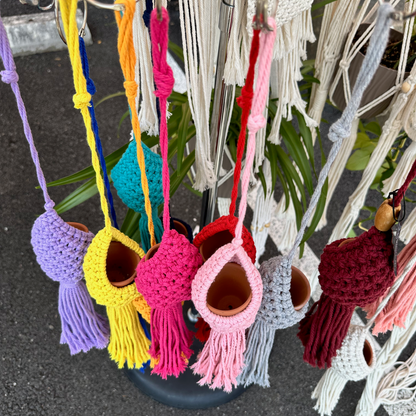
[206, 262, 252, 317]
[173, 220, 188, 238]
[290, 266, 311, 311]
[67, 222, 89, 233]
[106, 241, 139, 288]
[363, 339, 374, 366]
[332, 24, 410, 119]
[145, 243, 160, 261]
[199, 230, 234, 262]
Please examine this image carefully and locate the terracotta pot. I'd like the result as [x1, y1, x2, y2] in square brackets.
[145, 243, 161, 261]
[290, 266, 311, 311]
[363, 339, 374, 366]
[106, 241, 139, 288]
[332, 23, 410, 119]
[206, 262, 252, 317]
[173, 220, 188, 238]
[199, 229, 234, 262]
[67, 222, 89, 233]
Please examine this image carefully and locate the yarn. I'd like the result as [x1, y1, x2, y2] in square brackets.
[79, 36, 118, 229]
[193, 28, 261, 265]
[312, 325, 377, 416]
[135, 7, 203, 379]
[240, 3, 395, 386]
[191, 20, 275, 392]
[139, 210, 164, 253]
[60, 0, 151, 368]
[114, 0, 160, 249]
[170, 217, 193, 243]
[0, 14, 110, 355]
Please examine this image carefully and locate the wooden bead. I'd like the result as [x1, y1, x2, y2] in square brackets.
[374, 199, 401, 232]
[402, 81, 412, 94]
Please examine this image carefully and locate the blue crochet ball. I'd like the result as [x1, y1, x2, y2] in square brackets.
[111, 140, 164, 213]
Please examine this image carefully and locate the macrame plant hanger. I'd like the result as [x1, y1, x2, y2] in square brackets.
[240, 2, 396, 389]
[312, 243, 416, 416]
[193, 26, 262, 265]
[191, 18, 277, 393]
[0, 13, 110, 356]
[135, 5, 203, 379]
[60, 0, 151, 370]
[111, 0, 164, 253]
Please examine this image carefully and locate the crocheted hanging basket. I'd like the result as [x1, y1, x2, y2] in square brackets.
[191, 242, 263, 393]
[298, 225, 394, 369]
[83, 227, 151, 369]
[239, 255, 311, 387]
[31, 209, 110, 354]
[136, 229, 203, 379]
[193, 215, 256, 264]
[312, 325, 376, 415]
[111, 140, 163, 212]
[331, 23, 410, 119]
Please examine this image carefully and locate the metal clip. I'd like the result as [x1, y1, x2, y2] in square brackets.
[378, 0, 416, 21]
[55, 0, 88, 45]
[86, 0, 125, 12]
[253, 0, 273, 31]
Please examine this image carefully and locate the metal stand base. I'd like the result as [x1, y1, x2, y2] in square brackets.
[124, 301, 247, 409]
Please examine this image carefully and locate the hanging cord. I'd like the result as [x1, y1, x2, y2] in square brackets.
[228, 28, 261, 217]
[59, 0, 112, 231]
[234, 21, 277, 243]
[150, 7, 174, 232]
[393, 158, 416, 207]
[286, 2, 394, 264]
[0, 19, 54, 211]
[78, 36, 119, 229]
[115, 0, 156, 247]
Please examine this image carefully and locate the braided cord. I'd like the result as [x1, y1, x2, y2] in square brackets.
[234, 20, 277, 242]
[287, 3, 394, 263]
[0, 15, 54, 211]
[78, 36, 119, 229]
[229, 29, 260, 217]
[395, 158, 416, 207]
[115, 0, 155, 247]
[60, 0, 112, 230]
[150, 8, 174, 232]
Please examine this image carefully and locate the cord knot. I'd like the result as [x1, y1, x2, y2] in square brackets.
[73, 92, 92, 109]
[153, 66, 174, 100]
[339, 59, 349, 71]
[232, 237, 243, 248]
[328, 120, 350, 142]
[1, 70, 19, 84]
[236, 87, 254, 110]
[124, 80, 138, 100]
[247, 113, 266, 133]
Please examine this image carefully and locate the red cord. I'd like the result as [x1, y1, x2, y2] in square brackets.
[229, 29, 261, 217]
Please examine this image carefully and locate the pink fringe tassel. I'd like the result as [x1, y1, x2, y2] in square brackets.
[191, 329, 246, 393]
[149, 303, 194, 379]
[365, 234, 416, 335]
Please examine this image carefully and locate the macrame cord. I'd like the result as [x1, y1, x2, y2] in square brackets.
[0, 13, 110, 356]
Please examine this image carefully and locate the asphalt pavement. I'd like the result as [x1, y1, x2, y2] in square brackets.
[1, 1, 414, 415]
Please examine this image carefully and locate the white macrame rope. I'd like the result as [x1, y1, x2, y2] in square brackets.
[133, 0, 159, 136]
[178, 0, 219, 191]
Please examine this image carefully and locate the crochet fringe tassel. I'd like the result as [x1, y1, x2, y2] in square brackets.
[239, 319, 275, 388]
[58, 282, 110, 354]
[298, 294, 353, 368]
[139, 212, 164, 253]
[191, 329, 246, 393]
[149, 303, 193, 379]
[107, 302, 151, 369]
[312, 368, 348, 416]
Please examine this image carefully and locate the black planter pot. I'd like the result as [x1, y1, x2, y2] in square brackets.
[124, 301, 247, 409]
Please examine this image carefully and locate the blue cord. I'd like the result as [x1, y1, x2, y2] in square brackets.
[79, 36, 119, 229]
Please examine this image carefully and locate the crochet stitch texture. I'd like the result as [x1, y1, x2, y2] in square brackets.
[0, 15, 109, 355]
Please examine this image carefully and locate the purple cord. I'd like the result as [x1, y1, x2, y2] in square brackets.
[0, 15, 110, 354]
